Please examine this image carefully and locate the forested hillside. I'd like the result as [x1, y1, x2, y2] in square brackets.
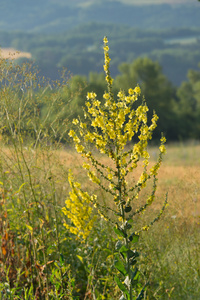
[1, 25, 200, 86]
[1, 1, 200, 85]
[0, 1, 199, 32]
[0, 0, 200, 141]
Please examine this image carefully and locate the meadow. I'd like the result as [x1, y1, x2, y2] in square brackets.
[0, 45, 200, 299]
[1, 138, 200, 299]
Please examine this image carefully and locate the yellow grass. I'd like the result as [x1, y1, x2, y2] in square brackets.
[57, 143, 200, 225]
[2, 142, 200, 225]
[0, 48, 32, 60]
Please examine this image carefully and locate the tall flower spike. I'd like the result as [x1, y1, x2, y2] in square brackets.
[65, 37, 167, 299]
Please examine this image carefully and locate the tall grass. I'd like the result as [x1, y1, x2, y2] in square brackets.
[0, 57, 79, 299]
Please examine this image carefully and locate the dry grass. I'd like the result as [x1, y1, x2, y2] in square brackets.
[0, 48, 32, 60]
[56, 143, 200, 226]
[2, 142, 200, 224]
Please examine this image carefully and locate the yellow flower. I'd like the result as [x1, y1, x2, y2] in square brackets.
[72, 119, 79, 125]
[121, 168, 126, 177]
[142, 225, 149, 231]
[103, 93, 110, 100]
[159, 145, 166, 154]
[68, 130, 75, 137]
[73, 135, 80, 143]
[134, 86, 141, 95]
[117, 91, 124, 98]
[83, 163, 90, 170]
[104, 45, 109, 52]
[128, 88, 134, 95]
[103, 36, 108, 43]
[160, 136, 166, 143]
[138, 172, 148, 187]
[63, 171, 97, 240]
[75, 144, 84, 153]
[87, 92, 97, 100]
[108, 173, 113, 180]
[93, 100, 101, 107]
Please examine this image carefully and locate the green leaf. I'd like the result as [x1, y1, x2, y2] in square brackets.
[114, 255, 127, 276]
[125, 206, 132, 213]
[119, 245, 129, 253]
[115, 276, 130, 300]
[128, 219, 133, 224]
[131, 267, 140, 282]
[119, 245, 129, 259]
[129, 233, 139, 243]
[114, 225, 127, 238]
[136, 284, 147, 300]
[129, 252, 139, 266]
[129, 258, 137, 266]
[128, 249, 139, 260]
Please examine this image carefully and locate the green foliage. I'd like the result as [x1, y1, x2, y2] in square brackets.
[1, 24, 200, 87]
[176, 63, 200, 138]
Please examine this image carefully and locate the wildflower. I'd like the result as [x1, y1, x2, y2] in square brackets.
[82, 163, 90, 170]
[104, 45, 109, 52]
[108, 173, 113, 180]
[72, 119, 79, 125]
[63, 171, 97, 240]
[75, 144, 84, 153]
[87, 92, 97, 100]
[65, 37, 167, 259]
[128, 88, 134, 95]
[134, 86, 141, 94]
[103, 36, 108, 43]
[142, 225, 149, 231]
[68, 130, 75, 137]
[159, 145, 166, 154]
[103, 93, 110, 100]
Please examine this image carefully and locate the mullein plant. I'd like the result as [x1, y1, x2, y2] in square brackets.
[63, 37, 167, 300]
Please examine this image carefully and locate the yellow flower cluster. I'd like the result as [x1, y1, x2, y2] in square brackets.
[150, 136, 166, 176]
[103, 36, 113, 87]
[65, 37, 167, 239]
[62, 171, 97, 240]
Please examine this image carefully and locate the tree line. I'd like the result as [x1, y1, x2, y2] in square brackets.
[50, 57, 200, 142]
[1, 24, 200, 86]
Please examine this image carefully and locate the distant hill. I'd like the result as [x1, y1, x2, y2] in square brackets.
[1, 24, 200, 86]
[0, 0, 199, 33]
[1, 1, 200, 86]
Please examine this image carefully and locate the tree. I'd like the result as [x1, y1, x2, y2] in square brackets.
[176, 63, 200, 138]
